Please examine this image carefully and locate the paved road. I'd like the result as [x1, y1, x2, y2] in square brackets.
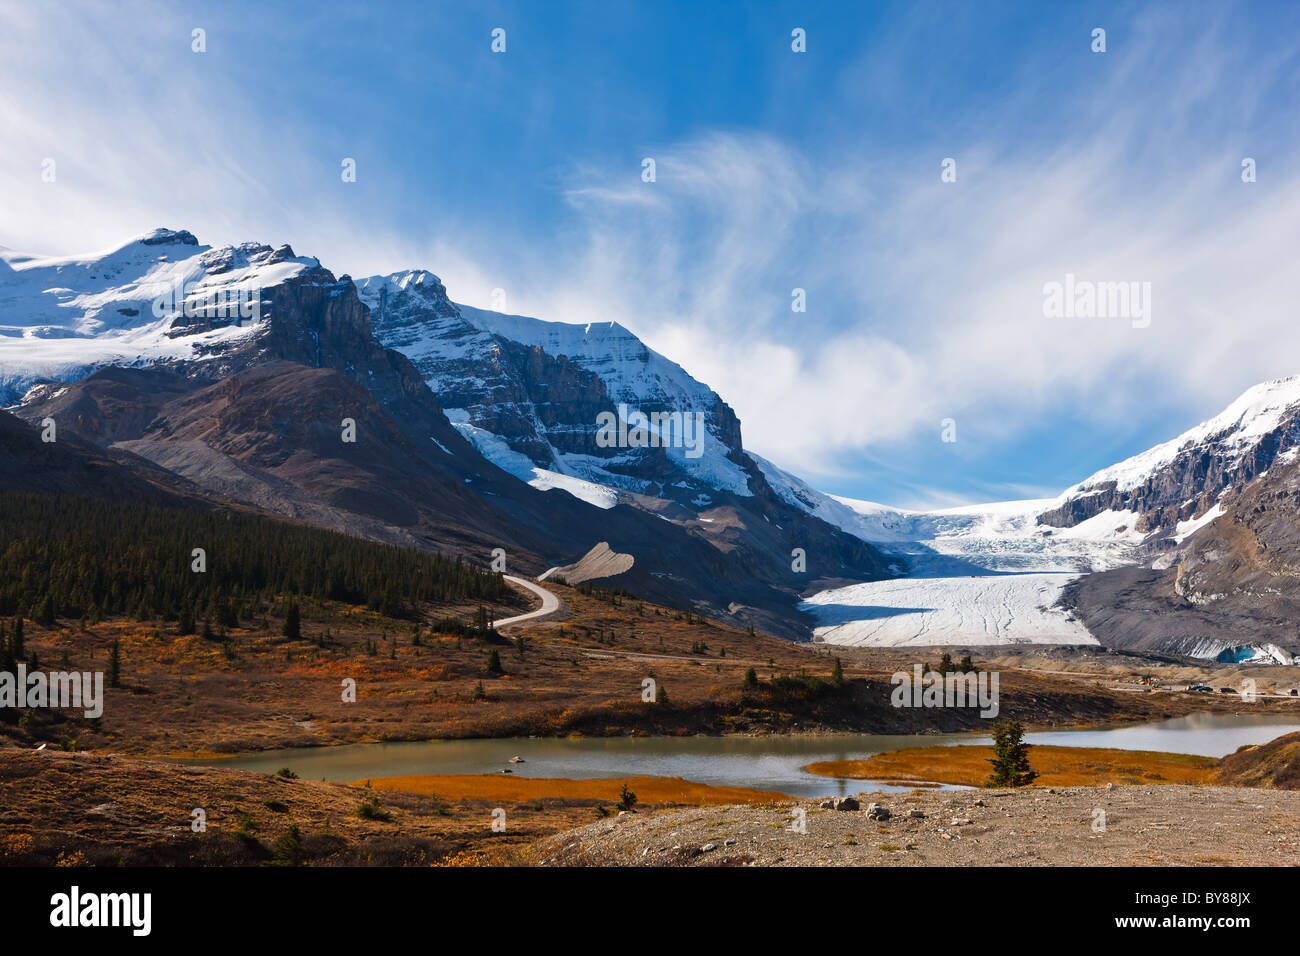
[495, 575, 562, 628]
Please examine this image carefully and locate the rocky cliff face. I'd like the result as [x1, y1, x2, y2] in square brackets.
[1062, 453, 1300, 662]
[1039, 378, 1300, 538]
[357, 272, 756, 505]
[3, 230, 895, 639]
[355, 267, 898, 617]
[1172, 454, 1300, 608]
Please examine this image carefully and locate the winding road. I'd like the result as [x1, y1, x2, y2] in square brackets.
[495, 574, 562, 628]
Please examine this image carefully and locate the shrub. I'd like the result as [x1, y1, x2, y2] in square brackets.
[269, 825, 305, 866]
[356, 798, 392, 821]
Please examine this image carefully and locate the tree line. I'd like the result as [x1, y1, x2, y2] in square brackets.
[0, 491, 510, 625]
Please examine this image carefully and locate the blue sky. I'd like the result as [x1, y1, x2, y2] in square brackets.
[3, 0, 1300, 507]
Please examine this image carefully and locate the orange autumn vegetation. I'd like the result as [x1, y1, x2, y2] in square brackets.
[805, 744, 1218, 788]
[359, 773, 788, 805]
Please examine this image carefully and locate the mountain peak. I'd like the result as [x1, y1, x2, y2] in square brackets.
[357, 270, 450, 302]
[136, 227, 199, 247]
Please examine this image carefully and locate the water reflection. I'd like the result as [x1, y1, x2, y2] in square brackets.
[179, 713, 1300, 798]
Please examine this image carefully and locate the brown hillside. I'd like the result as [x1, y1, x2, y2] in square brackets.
[1216, 731, 1300, 789]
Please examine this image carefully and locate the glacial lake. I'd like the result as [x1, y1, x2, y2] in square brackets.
[182, 713, 1300, 799]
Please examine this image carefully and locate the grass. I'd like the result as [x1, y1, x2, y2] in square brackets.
[357, 774, 788, 805]
[1, 583, 869, 756]
[805, 744, 1219, 788]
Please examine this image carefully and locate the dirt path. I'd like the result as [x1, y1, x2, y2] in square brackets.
[535, 785, 1300, 866]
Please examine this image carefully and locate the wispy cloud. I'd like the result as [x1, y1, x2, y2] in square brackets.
[475, 11, 1300, 503]
[2, 3, 1297, 507]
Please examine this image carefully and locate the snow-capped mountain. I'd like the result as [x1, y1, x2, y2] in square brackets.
[755, 453, 1142, 649]
[1038, 376, 1300, 536]
[761, 375, 1300, 568]
[760, 378, 1300, 658]
[15, 227, 1294, 655]
[357, 269, 754, 509]
[0, 230, 895, 640]
[0, 229, 315, 404]
[354, 266, 897, 633]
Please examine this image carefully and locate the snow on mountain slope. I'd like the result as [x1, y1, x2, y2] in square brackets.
[1064, 376, 1300, 495]
[1038, 375, 1300, 534]
[802, 574, 1098, 647]
[358, 270, 754, 504]
[755, 455, 1142, 647]
[767, 376, 1300, 650]
[0, 229, 317, 404]
[445, 410, 621, 509]
[754, 453, 1142, 573]
[456, 302, 754, 497]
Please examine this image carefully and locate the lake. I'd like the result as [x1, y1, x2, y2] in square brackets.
[181, 713, 1300, 799]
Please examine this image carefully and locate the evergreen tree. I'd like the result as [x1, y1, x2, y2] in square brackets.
[283, 601, 301, 640]
[938, 652, 953, 675]
[0, 491, 510, 624]
[214, 596, 238, 629]
[36, 595, 55, 626]
[743, 667, 758, 690]
[616, 782, 638, 812]
[831, 656, 844, 687]
[987, 718, 1038, 787]
[486, 648, 504, 675]
[108, 639, 121, 689]
[959, 654, 974, 673]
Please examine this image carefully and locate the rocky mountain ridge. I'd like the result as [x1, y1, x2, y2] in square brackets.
[1, 229, 895, 639]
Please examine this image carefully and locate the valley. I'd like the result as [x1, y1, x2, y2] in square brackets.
[4, 228, 1300, 871]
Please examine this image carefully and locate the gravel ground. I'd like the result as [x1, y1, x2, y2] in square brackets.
[536, 785, 1300, 866]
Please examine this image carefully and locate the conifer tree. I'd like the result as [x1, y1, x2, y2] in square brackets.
[283, 601, 301, 640]
[987, 718, 1038, 787]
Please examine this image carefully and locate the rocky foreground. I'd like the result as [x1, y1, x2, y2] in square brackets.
[536, 785, 1300, 866]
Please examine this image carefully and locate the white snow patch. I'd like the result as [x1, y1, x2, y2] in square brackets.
[451, 419, 620, 509]
[1061, 375, 1300, 495]
[1173, 503, 1225, 544]
[802, 573, 1098, 647]
[755, 453, 1132, 647]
